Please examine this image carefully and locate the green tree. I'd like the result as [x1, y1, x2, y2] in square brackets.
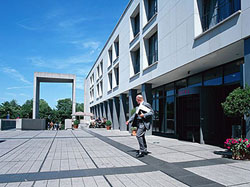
[20, 99, 33, 118]
[39, 99, 52, 120]
[56, 98, 72, 123]
[221, 86, 250, 136]
[76, 103, 84, 112]
[0, 100, 21, 119]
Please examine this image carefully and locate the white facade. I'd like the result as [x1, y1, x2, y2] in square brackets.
[84, 0, 250, 143]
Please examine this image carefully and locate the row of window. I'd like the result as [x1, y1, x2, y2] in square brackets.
[108, 65, 119, 91]
[152, 59, 242, 134]
[130, 31, 158, 76]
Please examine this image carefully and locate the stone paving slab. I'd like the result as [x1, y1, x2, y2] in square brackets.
[0, 128, 249, 186]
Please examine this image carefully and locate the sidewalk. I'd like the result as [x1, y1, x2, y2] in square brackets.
[0, 128, 249, 187]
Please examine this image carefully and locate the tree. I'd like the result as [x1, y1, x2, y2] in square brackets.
[0, 100, 21, 119]
[221, 86, 250, 136]
[56, 98, 72, 123]
[20, 99, 33, 118]
[39, 99, 52, 120]
[76, 103, 84, 112]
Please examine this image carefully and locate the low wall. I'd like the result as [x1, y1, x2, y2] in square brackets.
[16, 119, 46, 130]
[0, 119, 16, 130]
[0, 119, 46, 130]
[65, 119, 72, 129]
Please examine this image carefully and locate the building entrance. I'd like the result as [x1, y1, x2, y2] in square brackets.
[177, 94, 200, 143]
[176, 84, 241, 145]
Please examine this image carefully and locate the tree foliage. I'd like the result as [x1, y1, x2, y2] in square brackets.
[0, 98, 84, 124]
[0, 100, 21, 119]
[20, 99, 33, 118]
[221, 86, 250, 118]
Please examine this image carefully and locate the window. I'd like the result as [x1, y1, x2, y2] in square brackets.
[108, 71, 112, 90]
[204, 67, 223, 85]
[100, 80, 103, 96]
[224, 60, 241, 84]
[114, 66, 119, 87]
[148, 32, 158, 65]
[90, 74, 94, 86]
[97, 84, 100, 97]
[131, 48, 140, 74]
[108, 46, 113, 66]
[114, 37, 119, 59]
[146, 0, 157, 21]
[188, 74, 202, 87]
[201, 0, 241, 31]
[165, 83, 175, 134]
[97, 66, 100, 78]
[100, 61, 103, 76]
[132, 13, 140, 37]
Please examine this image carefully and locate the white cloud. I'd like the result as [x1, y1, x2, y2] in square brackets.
[28, 54, 94, 70]
[58, 18, 87, 28]
[2, 67, 32, 85]
[7, 86, 33, 90]
[82, 41, 101, 50]
[76, 77, 84, 90]
[19, 93, 30, 97]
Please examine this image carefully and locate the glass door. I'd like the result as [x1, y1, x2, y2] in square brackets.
[177, 94, 200, 142]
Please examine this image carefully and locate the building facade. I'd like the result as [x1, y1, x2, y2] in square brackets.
[84, 0, 250, 145]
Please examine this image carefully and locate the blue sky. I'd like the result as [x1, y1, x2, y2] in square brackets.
[0, 0, 129, 108]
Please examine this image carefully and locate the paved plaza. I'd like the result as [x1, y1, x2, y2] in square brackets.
[0, 128, 250, 187]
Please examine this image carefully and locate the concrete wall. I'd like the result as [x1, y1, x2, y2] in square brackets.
[0, 119, 16, 130]
[21, 119, 46, 130]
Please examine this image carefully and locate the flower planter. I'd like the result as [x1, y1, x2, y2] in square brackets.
[225, 138, 250, 160]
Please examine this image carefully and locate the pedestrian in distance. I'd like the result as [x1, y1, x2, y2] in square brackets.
[126, 95, 154, 158]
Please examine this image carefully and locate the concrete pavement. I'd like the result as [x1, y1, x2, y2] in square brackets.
[0, 128, 249, 186]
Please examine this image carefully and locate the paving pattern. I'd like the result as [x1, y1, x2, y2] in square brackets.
[0, 128, 249, 186]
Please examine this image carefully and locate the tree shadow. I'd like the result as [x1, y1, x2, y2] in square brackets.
[214, 150, 232, 158]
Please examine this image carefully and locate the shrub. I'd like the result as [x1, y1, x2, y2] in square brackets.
[131, 126, 137, 131]
[74, 120, 79, 125]
[106, 120, 111, 126]
[224, 138, 250, 159]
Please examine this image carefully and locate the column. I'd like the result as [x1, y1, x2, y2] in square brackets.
[128, 89, 137, 132]
[72, 78, 76, 115]
[103, 101, 108, 119]
[119, 94, 128, 131]
[107, 99, 113, 127]
[244, 38, 250, 139]
[141, 83, 153, 135]
[33, 77, 40, 119]
[113, 97, 120, 130]
[100, 103, 104, 118]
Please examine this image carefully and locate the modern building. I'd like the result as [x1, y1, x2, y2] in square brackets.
[84, 0, 250, 145]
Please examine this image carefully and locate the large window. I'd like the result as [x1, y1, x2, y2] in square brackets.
[146, 0, 157, 21]
[132, 13, 140, 37]
[108, 71, 112, 90]
[148, 32, 158, 65]
[165, 83, 175, 134]
[201, 0, 241, 31]
[108, 46, 113, 66]
[131, 48, 140, 75]
[224, 61, 241, 84]
[114, 37, 119, 59]
[114, 66, 119, 87]
[204, 67, 223, 86]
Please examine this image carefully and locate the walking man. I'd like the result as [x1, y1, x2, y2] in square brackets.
[126, 95, 154, 158]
